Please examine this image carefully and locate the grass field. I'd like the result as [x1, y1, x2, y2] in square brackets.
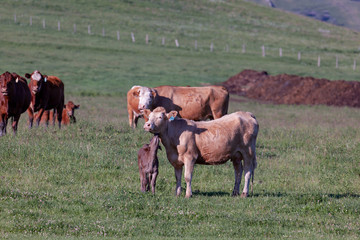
[0, 0, 360, 239]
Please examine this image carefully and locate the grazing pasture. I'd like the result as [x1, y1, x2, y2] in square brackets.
[0, 0, 359, 238]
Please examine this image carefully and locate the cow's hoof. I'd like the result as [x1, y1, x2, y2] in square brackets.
[240, 192, 248, 198]
[232, 191, 240, 197]
[185, 194, 192, 199]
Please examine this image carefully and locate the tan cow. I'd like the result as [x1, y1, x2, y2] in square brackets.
[127, 85, 229, 128]
[143, 107, 259, 198]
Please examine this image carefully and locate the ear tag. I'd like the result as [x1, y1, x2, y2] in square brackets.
[44, 77, 47, 82]
[169, 116, 175, 121]
[16, 78, 19, 83]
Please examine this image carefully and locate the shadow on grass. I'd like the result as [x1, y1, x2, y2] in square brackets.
[192, 190, 230, 197]
[252, 192, 360, 199]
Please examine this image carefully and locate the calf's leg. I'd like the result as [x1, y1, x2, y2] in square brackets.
[150, 171, 158, 194]
[174, 167, 182, 197]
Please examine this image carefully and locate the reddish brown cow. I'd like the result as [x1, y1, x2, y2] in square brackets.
[138, 135, 161, 194]
[127, 85, 229, 128]
[25, 70, 64, 128]
[0, 72, 31, 136]
[40, 101, 80, 126]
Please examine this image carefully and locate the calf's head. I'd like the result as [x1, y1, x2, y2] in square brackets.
[143, 107, 178, 134]
[133, 86, 157, 111]
[0, 72, 18, 97]
[25, 70, 47, 94]
[65, 101, 80, 123]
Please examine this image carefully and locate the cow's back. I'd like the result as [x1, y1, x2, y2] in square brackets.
[191, 111, 258, 164]
[154, 85, 229, 120]
[9, 76, 31, 115]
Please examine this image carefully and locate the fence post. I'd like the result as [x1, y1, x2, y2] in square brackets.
[58, 21, 60, 31]
[262, 45, 265, 57]
[298, 52, 301, 61]
[336, 56, 338, 68]
[30, 16, 32, 26]
[317, 56, 321, 67]
[279, 48, 282, 57]
[225, 44, 229, 52]
[353, 59, 356, 70]
[195, 40, 197, 50]
[117, 31, 120, 40]
[102, 28, 105, 37]
[162, 37, 165, 45]
[73, 24, 76, 33]
[242, 44, 246, 53]
[43, 19, 46, 29]
[88, 25, 91, 35]
[131, 32, 135, 42]
[146, 34, 149, 44]
[175, 39, 179, 47]
[210, 42, 213, 52]
[14, 14, 16, 23]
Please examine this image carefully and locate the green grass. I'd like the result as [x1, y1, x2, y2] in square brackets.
[0, 0, 360, 239]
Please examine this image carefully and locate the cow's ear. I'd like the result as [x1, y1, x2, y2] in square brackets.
[166, 111, 178, 121]
[151, 89, 157, 98]
[133, 89, 140, 97]
[75, 105, 80, 109]
[142, 109, 151, 118]
[25, 73, 31, 78]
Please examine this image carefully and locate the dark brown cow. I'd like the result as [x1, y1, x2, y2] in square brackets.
[40, 101, 80, 126]
[0, 72, 31, 136]
[25, 70, 64, 128]
[127, 85, 229, 128]
[138, 135, 161, 194]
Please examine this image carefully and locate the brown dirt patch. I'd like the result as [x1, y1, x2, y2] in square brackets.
[222, 69, 360, 107]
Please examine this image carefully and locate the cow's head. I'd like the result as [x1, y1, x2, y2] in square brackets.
[0, 72, 18, 97]
[64, 101, 80, 123]
[143, 107, 178, 134]
[133, 86, 157, 111]
[25, 70, 47, 94]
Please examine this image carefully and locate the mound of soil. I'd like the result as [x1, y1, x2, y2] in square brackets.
[223, 69, 360, 107]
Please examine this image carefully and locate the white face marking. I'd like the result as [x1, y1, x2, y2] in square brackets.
[32, 72, 41, 81]
[138, 87, 153, 110]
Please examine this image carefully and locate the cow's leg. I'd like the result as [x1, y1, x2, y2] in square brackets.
[56, 106, 62, 129]
[27, 107, 34, 129]
[146, 173, 151, 192]
[35, 109, 45, 127]
[174, 167, 182, 197]
[134, 115, 140, 129]
[241, 154, 254, 198]
[184, 161, 195, 198]
[128, 108, 135, 128]
[52, 109, 56, 126]
[150, 171, 158, 194]
[0, 115, 7, 136]
[11, 115, 21, 135]
[232, 158, 243, 196]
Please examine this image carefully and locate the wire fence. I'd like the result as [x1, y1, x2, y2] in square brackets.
[4, 13, 360, 70]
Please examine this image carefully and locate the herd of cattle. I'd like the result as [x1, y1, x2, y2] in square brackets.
[0, 71, 259, 198]
[129, 85, 259, 198]
[0, 71, 79, 136]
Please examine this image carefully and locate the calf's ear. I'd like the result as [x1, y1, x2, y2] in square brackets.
[166, 111, 178, 120]
[75, 105, 80, 109]
[25, 73, 31, 78]
[142, 109, 151, 118]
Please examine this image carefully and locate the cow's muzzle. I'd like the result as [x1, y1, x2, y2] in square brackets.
[143, 122, 154, 132]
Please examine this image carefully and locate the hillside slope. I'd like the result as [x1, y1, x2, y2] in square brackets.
[250, 0, 360, 32]
[0, 0, 360, 96]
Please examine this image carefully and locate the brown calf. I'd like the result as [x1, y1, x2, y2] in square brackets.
[0, 72, 31, 136]
[25, 70, 64, 128]
[40, 101, 80, 126]
[137, 135, 161, 194]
